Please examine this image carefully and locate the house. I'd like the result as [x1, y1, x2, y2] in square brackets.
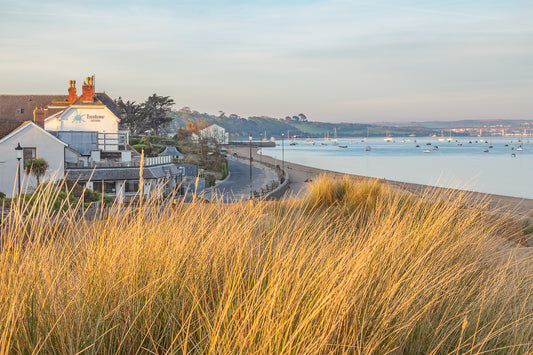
[158, 146, 184, 160]
[191, 124, 229, 145]
[0, 121, 67, 197]
[1, 76, 183, 202]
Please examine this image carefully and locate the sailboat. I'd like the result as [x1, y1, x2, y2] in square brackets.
[438, 130, 445, 142]
[384, 130, 393, 142]
[332, 128, 339, 146]
[262, 130, 268, 142]
[447, 129, 453, 142]
[365, 128, 371, 151]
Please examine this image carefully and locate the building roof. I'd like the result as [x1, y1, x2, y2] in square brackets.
[0, 95, 69, 123]
[0, 121, 68, 146]
[0, 92, 119, 124]
[95, 93, 120, 117]
[158, 146, 184, 157]
[65, 163, 179, 181]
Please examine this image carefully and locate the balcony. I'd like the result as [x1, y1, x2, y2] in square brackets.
[66, 155, 173, 169]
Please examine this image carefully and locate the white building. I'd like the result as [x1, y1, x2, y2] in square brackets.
[0, 122, 67, 197]
[1, 76, 182, 202]
[191, 124, 229, 145]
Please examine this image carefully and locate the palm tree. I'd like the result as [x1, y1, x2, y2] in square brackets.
[24, 158, 49, 185]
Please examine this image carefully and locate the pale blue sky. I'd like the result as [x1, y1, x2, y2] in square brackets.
[0, 0, 531, 122]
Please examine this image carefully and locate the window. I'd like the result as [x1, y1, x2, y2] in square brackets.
[92, 181, 116, 194]
[125, 181, 139, 193]
[23, 147, 36, 165]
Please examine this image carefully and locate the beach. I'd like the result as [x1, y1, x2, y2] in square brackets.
[229, 146, 533, 219]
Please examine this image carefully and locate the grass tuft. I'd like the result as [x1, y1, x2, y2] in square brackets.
[0, 176, 532, 353]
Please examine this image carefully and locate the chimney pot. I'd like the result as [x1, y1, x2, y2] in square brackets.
[68, 79, 78, 103]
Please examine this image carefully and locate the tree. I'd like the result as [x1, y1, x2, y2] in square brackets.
[143, 94, 175, 136]
[116, 97, 145, 135]
[298, 113, 308, 122]
[24, 158, 49, 185]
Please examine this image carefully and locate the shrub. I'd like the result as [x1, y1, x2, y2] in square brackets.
[132, 143, 150, 152]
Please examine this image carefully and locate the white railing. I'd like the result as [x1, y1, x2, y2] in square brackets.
[144, 155, 172, 166]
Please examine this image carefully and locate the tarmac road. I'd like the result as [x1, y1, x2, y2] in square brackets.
[209, 158, 275, 202]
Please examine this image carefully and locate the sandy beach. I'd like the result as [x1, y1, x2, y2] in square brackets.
[229, 146, 533, 219]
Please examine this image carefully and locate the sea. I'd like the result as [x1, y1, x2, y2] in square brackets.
[260, 136, 533, 199]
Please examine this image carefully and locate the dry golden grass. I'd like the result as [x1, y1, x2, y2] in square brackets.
[0, 176, 532, 353]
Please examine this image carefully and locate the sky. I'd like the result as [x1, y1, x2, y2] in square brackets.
[0, 0, 532, 123]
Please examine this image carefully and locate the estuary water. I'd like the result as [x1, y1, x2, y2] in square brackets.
[261, 137, 533, 199]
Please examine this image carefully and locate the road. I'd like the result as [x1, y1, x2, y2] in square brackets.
[207, 158, 276, 202]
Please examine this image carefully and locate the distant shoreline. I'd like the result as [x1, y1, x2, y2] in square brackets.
[228, 145, 533, 219]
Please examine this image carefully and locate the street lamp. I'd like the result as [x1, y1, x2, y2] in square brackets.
[249, 135, 253, 200]
[15, 143, 23, 196]
[260, 135, 263, 164]
[281, 132, 285, 178]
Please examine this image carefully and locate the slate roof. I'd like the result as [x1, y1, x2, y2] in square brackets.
[158, 146, 184, 157]
[95, 93, 120, 117]
[0, 95, 68, 122]
[66, 163, 179, 182]
[0, 120, 25, 140]
[0, 93, 119, 124]
[177, 164, 198, 177]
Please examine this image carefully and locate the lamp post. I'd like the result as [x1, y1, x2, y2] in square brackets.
[249, 135, 253, 200]
[178, 166, 184, 195]
[15, 143, 23, 196]
[281, 132, 285, 178]
[260, 134, 263, 164]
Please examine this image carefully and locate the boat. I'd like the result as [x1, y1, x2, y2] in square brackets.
[365, 146, 371, 151]
[289, 142, 297, 146]
[517, 146, 523, 151]
[483, 149, 489, 152]
[432, 146, 439, 150]
[416, 145, 420, 148]
[511, 153, 516, 157]
[423, 149, 431, 153]
[339, 145, 348, 148]
[457, 143, 463, 146]
[320, 143, 327, 146]
[332, 128, 339, 146]
[510, 147, 514, 150]
[384, 130, 393, 142]
[426, 142, 431, 145]
[262, 130, 268, 142]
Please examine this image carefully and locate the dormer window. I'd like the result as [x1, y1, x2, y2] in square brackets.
[16, 108, 24, 114]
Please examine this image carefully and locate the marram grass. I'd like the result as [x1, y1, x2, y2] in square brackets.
[0, 176, 532, 354]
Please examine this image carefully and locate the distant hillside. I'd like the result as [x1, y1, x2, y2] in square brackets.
[169, 111, 437, 139]
[383, 119, 533, 129]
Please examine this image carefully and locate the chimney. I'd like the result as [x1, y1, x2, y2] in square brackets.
[33, 106, 47, 128]
[68, 79, 77, 103]
[81, 75, 95, 102]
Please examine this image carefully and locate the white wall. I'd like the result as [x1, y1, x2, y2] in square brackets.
[44, 105, 119, 134]
[0, 124, 65, 197]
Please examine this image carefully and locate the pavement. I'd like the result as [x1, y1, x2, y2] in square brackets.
[203, 157, 277, 202]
